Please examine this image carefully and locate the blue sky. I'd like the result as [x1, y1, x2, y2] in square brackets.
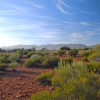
[0, 0, 100, 47]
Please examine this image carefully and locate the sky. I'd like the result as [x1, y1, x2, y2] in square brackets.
[0, 0, 100, 47]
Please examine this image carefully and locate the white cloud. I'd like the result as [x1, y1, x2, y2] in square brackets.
[79, 22, 91, 26]
[58, 0, 72, 8]
[56, 0, 71, 15]
[25, 0, 44, 9]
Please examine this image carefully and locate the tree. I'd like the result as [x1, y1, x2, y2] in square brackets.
[60, 46, 70, 51]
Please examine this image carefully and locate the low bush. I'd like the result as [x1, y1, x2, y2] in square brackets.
[9, 61, 19, 71]
[88, 51, 100, 62]
[31, 62, 100, 100]
[81, 51, 90, 57]
[24, 58, 38, 68]
[62, 57, 73, 64]
[42, 57, 59, 68]
[57, 50, 66, 56]
[30, 91, 52, 100]
[82, 56, 88, 62]
[8, 53, 20, 62]
[30, 54, 40, 59]
[0, 63, 8, 71]
[86, 62, 100, 73]
[26, 52, 35, 58]
[68, 49, 78, 57]
[0, 55, 10, 63]
[36, 71, 54, 84]
[53, 52, 58, 55]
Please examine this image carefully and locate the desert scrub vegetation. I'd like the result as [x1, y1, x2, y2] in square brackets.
[26, 52, 35, 57]
[30, 91, 52, 100]
[62, 57, 73, 64]
[60, 46, 70, 51]
[0, 63, 8, 71]
[9, 61, 19, 71]
[30, 61, 100, 100]
[24, 58, 39, 67]
[42, 57, 59, 68]
[36, 71, 54, 84]
[88, 51, 100, 62]
[57, 50, 66, 56]
[8, 53, 20, 62]
[81, 51, 91, 57]
[86, 62, 100, 73]
[68, 49, 78, 57]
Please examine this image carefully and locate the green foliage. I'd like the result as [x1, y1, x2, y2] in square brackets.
[69, 49, 78, 57]
[93, 44, 100, 51]
[88, 51, 100, 62]
[24, 58, 38, 68]
[60, 46, 70, 51]
[36, 71, 54, 84]
[26, 52, 35, 57]
[0, 54, 10, 63]
[42, 57, 59, 68]
[35, 51, 49, 56]
[23, 51, 28, 55]
[31, 62, 100, 100]
[51, 62, 100, 100]
[86, 62, 100, 73]
[30, 91, 52, 100]
[0, 63, 8, 71]
[8, 53, 20, 62]
[81, 51, 90, 57]
[30, 54, 41, 59]
[62, 57, 73, 64]
[57, 50, 66, 56]
[82, 56, 88, 62]
[9, 61, 19, 71]
[53, 52, 58, 55]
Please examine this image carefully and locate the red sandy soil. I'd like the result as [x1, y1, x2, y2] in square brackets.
[0, 56, 54, 100]
[0, 53, 83, 100]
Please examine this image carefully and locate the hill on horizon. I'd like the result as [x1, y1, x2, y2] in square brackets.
[1, 44, 93, 50]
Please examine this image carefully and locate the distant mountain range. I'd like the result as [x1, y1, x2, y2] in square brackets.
[1, 44, 94, 50]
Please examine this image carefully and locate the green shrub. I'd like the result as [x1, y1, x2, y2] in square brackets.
[51, 62, 100, 100]
[31, 62, 100, 100]
[68, 49, 78, 57]
[26, 52, 35, 58]
[53, 52, 58, 55]
[30, 91, 52, 100]
[42, 57, 59, 68]
[57, 50, 66, 56]
[62, 57, 73, 64]
[81, 51, 90, 57]
[8, 53, 20, 62]
[24, 58, 38, 68]
[60, 46, 70, 51]
[23, 51, 28, 55]
[82, 56, 88, 62]
[36, 71, 54, 84]
[9, 61, 19, 71]
[0, 63, 8, 71]
[0, 55, 10, 63]
[86, 62, 100, 73]
[88, 51, 100, 62]
[30, 54, 40, 59]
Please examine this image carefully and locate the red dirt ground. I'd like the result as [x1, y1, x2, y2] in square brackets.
[0, 53, 83, 100]
[0, 56, 54, 100]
